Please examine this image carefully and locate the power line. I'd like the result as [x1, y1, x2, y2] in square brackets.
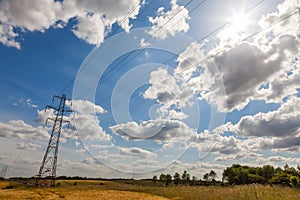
[95, 0, 205, 84]
[61, 1, 297, 115]
[60, 0, 149, 95]
[84, 0, 269, 107]
[102, 9, 299, 115]
[73, 0, 205, 99]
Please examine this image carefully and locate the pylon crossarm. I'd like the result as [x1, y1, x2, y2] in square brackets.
[45, 105, 59, 111]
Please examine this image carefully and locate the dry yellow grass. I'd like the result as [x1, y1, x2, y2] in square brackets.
[0, 181, 10, 189]
[0, 188, 168, 200]
[0, 181, 168, 200]
[1, 180, 300, 200]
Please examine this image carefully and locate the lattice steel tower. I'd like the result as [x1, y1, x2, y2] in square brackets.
[1, 165, 8, 178]
[37, 94, 71, 187]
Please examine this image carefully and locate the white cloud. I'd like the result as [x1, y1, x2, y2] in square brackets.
[119, 147, 156, 158]
[110, 118, 194, 143]
[266, 156, 300, 163]
[35, 108, 55, 124]
[67, 100, 110, 141]
[143, 67, 195, 112]
[236, 97, 300, 137]
[174, 42, 206, 81]
[0, 23, 20, 49]
[26, 98, 38, 108]
[36, 100, 110, 142]
[68, 113, 111, 141]
[0, 0, 142, 49]
[72, 13, 105, 46]
[157, 0, 299, 113]
[258, 0, 299, 38]
[16, 142, 41, 151]
[89, 144, 114, 150]
[75, 141, 80, 147]
[205, 34, 299, 112]
[214, 153, 261, 162]
[68, 99, 105, 114]
[147, 0, 190, 39]
[206, 97, 300, 153]
[13, 97, 38, 108]
[259, 137, 300, 152]
[143, 67, 181, 106]
[192, 131, 249, 158]
[0, 120, 49, 140]
[140, 38, 150, 47]
[75, 148, 87, 154]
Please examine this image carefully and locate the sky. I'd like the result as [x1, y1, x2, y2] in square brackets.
[0, 0, 299, 179]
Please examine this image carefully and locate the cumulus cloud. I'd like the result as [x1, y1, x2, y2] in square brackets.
[143, 66, 196, 117]
[266, 156, 300, 163]
[37, 99, 110, 141]
[16, 142, 41, 151]
[207, 97, 300, 153]
[0, 120, 49, 140]
[204, 33, 299, 112]
[0, 0, 142, 49]
[259, 137, 300, 152]
[214, 153, 261, 162]
[147, 0, 190, 39]
[155, 0, 299, 113]
[68, 113, 110, 141]
[143, 67, 181, 106]
[192, 130, 252, 160]
[75, 148, 87, 154]
[110, 118, 194, 143]
[119, 147, 156, 158]
[258, 0, 299, 38]
[236, 97, 300, 137]
[205, 0, 300, 112]
[66, 100, 110, 141]
[174, 42, 206, 81]
[67, 99, 105, 114]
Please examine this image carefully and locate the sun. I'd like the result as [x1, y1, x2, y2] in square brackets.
[230, 13, 248, 32]
[219, 12, 251, 41]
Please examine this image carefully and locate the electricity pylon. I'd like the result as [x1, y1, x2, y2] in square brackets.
[36, 94, 72, 187]
[1, 165, 8, 178]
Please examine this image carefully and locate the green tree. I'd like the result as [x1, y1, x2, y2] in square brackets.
[209, 170, 217, 182]
[159, 173, 166, 186]
[191, 176, 198, 186]
[289, 176, 299, 188]
[203, 173, 209, 183]
[182, 170, 190, 186]
[269, 171, 290, 186]
[261, 165, 275, 183]
[222, 167, 235, 184]
[173, 172, 181, 186]
[165, 174, 172, 186]
[152, 175, 158, 186]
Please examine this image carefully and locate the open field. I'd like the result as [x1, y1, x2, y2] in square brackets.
[1, 180, 300, 200]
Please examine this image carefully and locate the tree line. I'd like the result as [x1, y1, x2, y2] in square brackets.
[153, 164, 300, 188]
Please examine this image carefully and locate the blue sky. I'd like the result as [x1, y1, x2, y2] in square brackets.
[0, 0, 300, 179]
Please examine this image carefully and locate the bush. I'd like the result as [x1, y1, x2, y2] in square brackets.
[3, 185, 13, 189]
[289, 176, 299, 188]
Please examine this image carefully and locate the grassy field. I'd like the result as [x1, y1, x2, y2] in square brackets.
[0, 179, 300, 200]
